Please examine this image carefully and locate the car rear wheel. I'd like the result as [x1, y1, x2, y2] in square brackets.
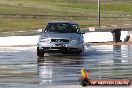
[37, 47, 44, 57]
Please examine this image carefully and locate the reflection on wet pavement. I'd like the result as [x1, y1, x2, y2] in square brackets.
[0, 47, 39, 84]
[0, 45, 131, 87]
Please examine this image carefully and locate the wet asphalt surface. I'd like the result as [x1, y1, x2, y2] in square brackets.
[0, 45, 132, 88]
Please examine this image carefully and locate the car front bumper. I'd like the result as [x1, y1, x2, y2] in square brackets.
[37, 42, 84, 52]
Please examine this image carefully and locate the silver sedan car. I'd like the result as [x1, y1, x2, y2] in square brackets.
[37, 21, 84, 57]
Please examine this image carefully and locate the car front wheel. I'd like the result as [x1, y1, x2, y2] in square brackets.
[37, 47, 44, 57]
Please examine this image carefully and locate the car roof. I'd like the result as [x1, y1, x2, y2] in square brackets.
[48, 21, 77, 24]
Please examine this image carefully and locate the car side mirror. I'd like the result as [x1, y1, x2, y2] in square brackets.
[43, 29, 48, 33]
[76, 29, 85, 34]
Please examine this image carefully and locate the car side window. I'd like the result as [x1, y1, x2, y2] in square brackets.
[71, 24, 80, 33]
[45, 25, 50, 32]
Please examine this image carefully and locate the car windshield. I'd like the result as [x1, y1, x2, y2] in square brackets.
[44, 23, 80, 33]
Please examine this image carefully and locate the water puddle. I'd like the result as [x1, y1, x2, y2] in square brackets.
[0, 45, 131, 87]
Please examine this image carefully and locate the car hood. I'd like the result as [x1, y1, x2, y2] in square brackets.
[41, 33, 82, 40]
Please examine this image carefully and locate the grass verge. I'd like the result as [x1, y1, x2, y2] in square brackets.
[0, 0, 131, 32]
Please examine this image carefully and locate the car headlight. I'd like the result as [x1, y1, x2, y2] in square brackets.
[40, 38, 50, 42]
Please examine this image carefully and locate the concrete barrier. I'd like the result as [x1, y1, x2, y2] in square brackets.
[84, 31, 128, 42]
[0, 35, 39, 46]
